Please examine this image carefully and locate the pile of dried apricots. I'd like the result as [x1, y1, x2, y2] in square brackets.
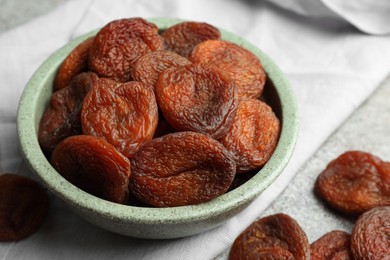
[229, 151, 390, 259]
[38, 18, 281, 207]
[1, 18, 388, 254]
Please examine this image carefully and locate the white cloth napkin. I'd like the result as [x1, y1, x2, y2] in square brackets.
[1, 0, 390, 259]
[268, 0, 390, 34]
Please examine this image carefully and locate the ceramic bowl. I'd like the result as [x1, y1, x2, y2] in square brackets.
[17, 18, 298, 239]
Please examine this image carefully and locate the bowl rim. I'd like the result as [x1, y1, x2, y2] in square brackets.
[17, 17, 299, 225]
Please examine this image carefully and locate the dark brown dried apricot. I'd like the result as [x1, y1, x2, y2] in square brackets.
[310, 230, 352, 260]
[351, 206, 390, 259]
[219, 98, 280, 173]
[162, 21, 220, 57]
[315, 151, 390, 215]
[38, 72, 99, 154]
[0, 174, 48, 241]
[131, 50, 191, 92]
[51, 135, 130, 203]
[129, 131, 236, 207]
[81, 78, 158, 158]
[54, 37, 95, 90]
[89, 18, 164, 82]
[190, 40, 266, 99]
[156, 64, 238, 139]
[229, 213, 310, 260]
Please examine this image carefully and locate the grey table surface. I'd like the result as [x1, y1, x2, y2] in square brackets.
[1, 0, 390, 259]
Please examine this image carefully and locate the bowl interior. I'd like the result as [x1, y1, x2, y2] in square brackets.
[17, 18, 298, 230]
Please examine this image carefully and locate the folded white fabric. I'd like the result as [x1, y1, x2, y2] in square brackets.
[1, 0, 390, 259]
[268, 0, 390, 34]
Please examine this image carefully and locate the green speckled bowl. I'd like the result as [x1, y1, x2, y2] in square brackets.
[17, 18, 298, 239]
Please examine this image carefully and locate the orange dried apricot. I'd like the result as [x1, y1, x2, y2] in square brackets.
[129, 131, 236, 207]
[351, 206, 390, 259]
[310, 230, 352, 260]
[162, 21, 220, 57]
[229, 213, 310, 259]
[315, 151, 390, 215]
[190, 40, 266, 99]
[54, 37, 95, 90]
[0, 174, 48, 241]
[38, 72, 98, 154]
[51, 135, 131, 203]
[156, 64, 238, 139]
[89, 18, 164, 82]
[81, 78, 158, 158]
[131, 50, 191, 92]
[219, 99, 280, 173]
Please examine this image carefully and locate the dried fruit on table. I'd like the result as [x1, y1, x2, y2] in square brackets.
[38, 72, 99, 155]
[51, 135, 131, 203]
[351, 206, 390, 259]
[315, 151, 390, 215]
[190, 39, 266, 99]
[81, 78, 158, 158]
[162, 21, 220, 57]
[229, 213, 310, 260]
[129, 131, 236, 207]
[131, 50, 191, 92]
[0, 174, 48, 241]
[89, 18, 164, 82]
[156, 64, 238, 139]
[54, 36, 95, 90]
[219, 98, 280, 174]
[310, 230, 352, 260]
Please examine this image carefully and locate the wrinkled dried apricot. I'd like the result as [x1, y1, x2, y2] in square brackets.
[315, 151, 390, 215]
[310, 230, 352, 260]
[219, 98, 280, 173]
[81, 78, 158, 158]
[190, 40, 266, 99]
[162, 21, 220, 57]
[0, 174, 48, 241]
[51, 135, 130, 203]
[89, 18, 164, 82]
[129, 131, 236, 207]
[38, 72, 99, 154]
[131, 50, 191, 92]
[156, 64, 238, 139]
[351, 206, 390, 259]
[54, 37, 95, 90]
[229, 213, 310, 260]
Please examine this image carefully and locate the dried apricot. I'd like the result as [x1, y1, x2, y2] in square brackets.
[310, 230, 352, 260]
[89, 18, 164, 82]
[229, 213, 310, 260]
[315, 151, 390, 215]
[129, 131, 236, 207]
[38, 72, 99, 154]
[54, 37, 95, 90]
[162, 21, 220, 57]
[156, 64, 238, 139]
[219, 98, 280, 173]
[190, 40, 266, 99]
[351, 206, 390, 259]
[81, 78, 158, 158]
[0, 174, 48, 241]
[131, 50, 191, 92]
[51, 135, 131, 203]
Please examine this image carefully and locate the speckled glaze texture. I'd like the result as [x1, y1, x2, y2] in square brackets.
[17, 18, 299, 239]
